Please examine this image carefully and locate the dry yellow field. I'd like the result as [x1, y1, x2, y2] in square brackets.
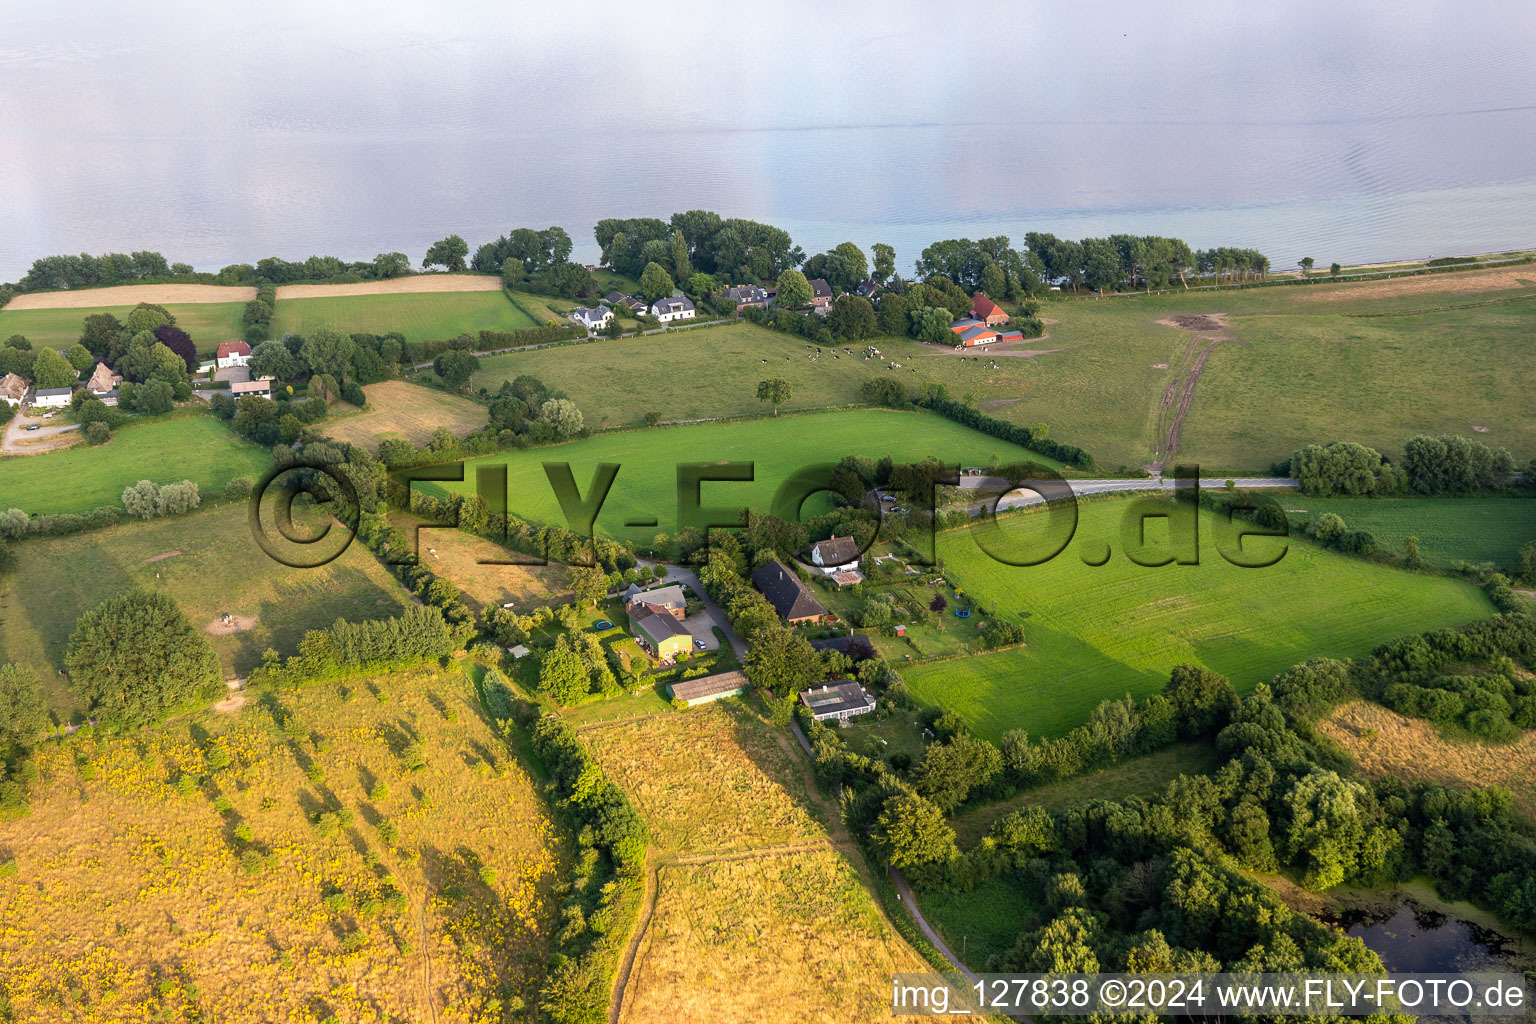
[618, 851, 930, 1024]
[392, 511, 571, 612]
[1319, 700, 1536, 821]
[2, 284, 256, 309]
[0, 667, 566, 1023]
[1291, 265, 1536, 303]
[275, 275, 502, 300]
[585, 706, 929, 1024]
[321, 380, 489, 449]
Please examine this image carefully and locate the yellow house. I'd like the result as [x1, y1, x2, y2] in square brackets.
[631, 607, 693, 662]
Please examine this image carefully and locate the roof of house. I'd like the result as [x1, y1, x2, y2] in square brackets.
[651, 295, 696, 314]
[810, 634, 875, 659]
[229, 379, 274, 395]
[798, 680, 876, 717]
[602, 291, 629, 305]
[570, 306, 609, 323]
[626, 583, 686, 612]
[752, 559, 827, 621]
[0, 372, 29, 401]
[958, 326, 997, 344]
[855, 278, 880, 297]
[948, 318, 984, 332]
[632, 607, 692, 647]
[669, 670, 749, 702]
[34, 386, 74, 397]
[726, 285, 767, 302]
[972, 292, 1002, 319]
[808, 278, 833, 299]
[84, 362, 118, 393]
[811, 535, 861, 566]
[215, 341, 251, 359]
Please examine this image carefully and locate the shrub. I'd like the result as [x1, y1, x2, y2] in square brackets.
[313, 811, 342, 838]
[369, 780, 389, 802]
[239, 849, 265, 875]
[233, 824, 254, 845]
[84, 421, 111, 445]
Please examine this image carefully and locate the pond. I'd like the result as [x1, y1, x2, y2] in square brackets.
[1328, 894, 1532, 974]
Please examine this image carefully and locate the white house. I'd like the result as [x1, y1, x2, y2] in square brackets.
[809, 535, 861, 575]
[650, 295, 696, 323]
[32, 386, 74, 409]
[568, 306, 613, 332]
[215, 341, 252, 369]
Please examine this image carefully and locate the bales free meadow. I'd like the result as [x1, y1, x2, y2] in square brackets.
[0, 301, 249, 355]
[273, 289, 537, 342]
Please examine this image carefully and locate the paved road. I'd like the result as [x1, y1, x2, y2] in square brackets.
[405, 317, 735, 371]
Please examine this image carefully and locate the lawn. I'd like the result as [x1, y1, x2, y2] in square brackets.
[0, 301, 249, 355]
[0, 500, 413, 711]
[911, 874, 1039, 970]
[0, 666, 566, 1022]
[413, 408, 1060, 548]
[390, 511, 570, 612]
[272, 289, 536, 343]
[321, 379, 489, 449]
[454, 269, 1536, 471]
[901, 496, 1495, 742]
[0, 413, 269, 515]
[1280, 495, 1535, 571]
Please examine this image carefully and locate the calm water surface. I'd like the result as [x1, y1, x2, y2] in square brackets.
[2, 0, 1534, 279]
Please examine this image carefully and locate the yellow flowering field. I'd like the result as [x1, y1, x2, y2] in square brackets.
[0, 667, 567, 1023]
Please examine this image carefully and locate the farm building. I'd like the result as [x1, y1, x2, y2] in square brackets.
[569, 305, 613, 331]
[667, 670, 749, 706]
[970, 292, 1009, 326]
[229, 378, 275, 397]
[948, 317, 984, 334]
[0, 372, 29, 406]
[957, 325, 999, 347]
[624, 583, 687, 620]
[215, 341, 252, 369]
[798, 680, 876, 722]
[631, 606, 694, 661]
[809, 535, 861, 575]
[32, 386, 73, 409]
[651, 295, 696, 323]
[752, 559, 827, 624]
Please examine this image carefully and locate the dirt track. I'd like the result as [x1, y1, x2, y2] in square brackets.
[1153, 313, 1237, 464]
[2, 283, 255, 310]
[274, 275, 502, 300]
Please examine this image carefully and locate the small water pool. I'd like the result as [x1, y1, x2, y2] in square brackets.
[593, 620, 614, 630]
[955, 609, 971, 618]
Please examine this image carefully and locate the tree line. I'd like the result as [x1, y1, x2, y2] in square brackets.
[1291, 435, 1520, 496]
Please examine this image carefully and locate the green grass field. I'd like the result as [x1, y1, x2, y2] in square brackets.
[901, 497, 1494, 742]
[452, 270, 1536, 471]
[0, 302, 248, 355]
[1282, 495, 1535, 571]
[413, 409, 1056, 547]
[0, 500, 413, 712]
[273, 290, 536, 343]
[0, 414, 269, 515]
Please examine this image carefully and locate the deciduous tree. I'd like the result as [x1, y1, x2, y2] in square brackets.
[66, 589, 222, 728]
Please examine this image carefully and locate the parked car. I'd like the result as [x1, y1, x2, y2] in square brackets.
[694, 638, 708, 650]
[24, 424, 40, 431]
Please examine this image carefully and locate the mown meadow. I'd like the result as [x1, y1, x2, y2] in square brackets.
[0, 301, 249, 354]
[273, 290, 536, 343]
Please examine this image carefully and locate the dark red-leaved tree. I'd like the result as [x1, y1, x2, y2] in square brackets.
[154, 324, 198, 373]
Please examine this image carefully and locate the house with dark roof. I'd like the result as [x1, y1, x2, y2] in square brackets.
[667, 670, 749, 706]
[808, 278, 833, 309]
[215, 341, 251, 369]
[751, 559, 827, 624]
[994, 329, 1025, 344]
[798, 680, 876, 722]
[725, 285, 769, 308]
[809, 535, 861, 575]
[651, 295, 696, 323]
[630, 606, 694, 662]
[855, 278, 880, 298]
[32, 386, 74, 409]
[810, 634, 875, 661]
[569, 305, 613, 331]
[971, 292, 1009, 326]
[604, 291, 647, 314]
[948, 317, 984, 334]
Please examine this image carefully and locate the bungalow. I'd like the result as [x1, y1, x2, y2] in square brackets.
[798, 680, 877, 722]
[957, 325, 998, 347]
[808, 278, 834, 310]
[604, 291, 648, 314]
[810, 634, 875, 661]
[651, 295, 696, 323]
[724, 284, 769, 308]
[569, 306, 613, 332]
[751, 559, 827, 625]
[855, 278, 881, 298]
[625, 583, 687, 620]
[971, 292, 1009, 326]
[630, 606, 694, 662]
[0, 372, 29, 407]
[229, 377, 275, 397]
[84, 362, 121, 396]
[215, 341, 252, 369]
[809, 535, 861, 575]
[667, 669, 749, 706]
[32, 386, 73, 409]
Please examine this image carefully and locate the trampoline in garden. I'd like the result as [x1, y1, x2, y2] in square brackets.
[955, 609, 971, 618]
[593, 620, 614, 630]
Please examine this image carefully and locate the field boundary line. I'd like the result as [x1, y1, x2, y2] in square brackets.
[609, 849, 660, 1024]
